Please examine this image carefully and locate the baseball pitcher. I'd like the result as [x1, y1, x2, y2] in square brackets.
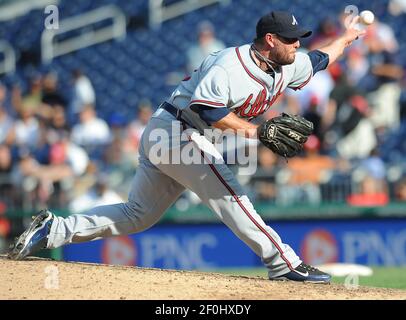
[9, 11, 365, 283]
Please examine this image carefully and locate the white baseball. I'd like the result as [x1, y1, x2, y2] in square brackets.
[360, 10, 375, 25]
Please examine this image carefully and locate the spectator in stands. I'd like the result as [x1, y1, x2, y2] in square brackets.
[347, 176, 389, 206]
[360, 19, 403, 131]
[104, 131, 126, 168]
[12, 72, 65, 123]
[347, 148, 388, 207]
[394, 178, 406, 201]
[323, 67, 377, 159]
[125, 99, 153, 155]
[359, 148, 386, 180]
[69, 69, 96, 125]
[345, 46, 370, 86]
[303, 95, 323, 143]
[335, 95, 377, 160]
[186, 20, 225, 74]
[0, 144, 13, 189]
[41, 72, 66, 108]
[347, 173, 389, 207]
[366, 17, 399, 54]
[358, 148, 387, 192]
[0, 144, 12, 174]
[0, 202, 10, 253]
[11, 75, 42, 116]
[399, 75, 406, 121]
[108, 112, 128, 143]
[46, 105, 70, 145]
[309, 17, 340, 50]
[323, 64, 356, 130]
[71, 104, 111, 148]
[277, 135, 336, 205]
[0, 143, 16, 207]
[5, 101, 40, 150]
[389, 0, 406, 15]
[249, 145, 279, 202]
[69, 173, 124, 214]
[0, 85, 13, 144]
[18, 133, 89, 207]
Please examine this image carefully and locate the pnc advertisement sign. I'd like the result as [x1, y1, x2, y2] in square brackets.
[63, 219, 406, 268]
[300, 229, 338, 265]
[277, 219, 406, 266]
[101, 236, 137, 266]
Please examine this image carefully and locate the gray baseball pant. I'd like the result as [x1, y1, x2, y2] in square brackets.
[47, 110, 301, 277]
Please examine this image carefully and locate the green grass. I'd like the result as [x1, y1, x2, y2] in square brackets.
[209, 267, 406, 290]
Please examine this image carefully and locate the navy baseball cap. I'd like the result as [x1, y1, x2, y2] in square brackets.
[256, 11, 312, 39]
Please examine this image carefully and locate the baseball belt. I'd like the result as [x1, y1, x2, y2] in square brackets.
[160, 102, 196, 129]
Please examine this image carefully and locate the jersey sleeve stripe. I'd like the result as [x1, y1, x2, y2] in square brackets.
[275, 68, 284, 90]
[289, 73, 312, 90]
[189, 100, 225, 107]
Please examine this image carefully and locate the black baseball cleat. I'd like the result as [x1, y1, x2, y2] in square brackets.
[270, 263, 331, 283]
[8, 209, 54, 260]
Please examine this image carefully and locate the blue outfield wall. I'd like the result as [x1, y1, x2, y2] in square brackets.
[63, 218, 406, 268]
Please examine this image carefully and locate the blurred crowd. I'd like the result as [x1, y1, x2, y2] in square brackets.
[1, 13, 406, 250]
[181, 16, 406, 210]
[247, 13, 406, 207]
[0, 69, 156, 215]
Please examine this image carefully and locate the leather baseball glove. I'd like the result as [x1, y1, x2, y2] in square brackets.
[258, 113, 313, 158]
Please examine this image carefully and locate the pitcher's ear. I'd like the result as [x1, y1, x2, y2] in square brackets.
[265, 33, 276, 48]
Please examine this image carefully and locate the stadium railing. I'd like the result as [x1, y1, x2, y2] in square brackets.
[41, 4, 126, 63]
[149, 0, 231, 29]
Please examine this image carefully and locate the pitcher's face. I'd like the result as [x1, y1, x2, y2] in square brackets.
[271, 34, 300, 65]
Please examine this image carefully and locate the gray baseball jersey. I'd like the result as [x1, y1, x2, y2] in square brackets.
[167, 44, 312, 131]
[46, 44, 315, 278]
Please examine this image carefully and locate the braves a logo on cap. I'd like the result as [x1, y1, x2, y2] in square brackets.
[292, 15, 298, 25]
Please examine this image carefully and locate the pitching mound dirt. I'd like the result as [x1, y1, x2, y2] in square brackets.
[0, 255, 405, 300]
